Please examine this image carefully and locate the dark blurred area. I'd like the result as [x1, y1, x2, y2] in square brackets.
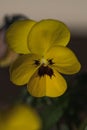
[0, 15, 28, 109]
[69, 34, 87, 73]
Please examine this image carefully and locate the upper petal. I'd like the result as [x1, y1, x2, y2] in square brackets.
[28, 19, 70, 55]
[45, 46, 81, 74]
[10, 54, 40, 85]
[6, 20, 36, 54]
[27, 70, 67, 97]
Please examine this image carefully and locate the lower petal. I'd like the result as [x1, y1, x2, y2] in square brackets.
[27, 70, 67, 97]
[45, 70, 67, 97]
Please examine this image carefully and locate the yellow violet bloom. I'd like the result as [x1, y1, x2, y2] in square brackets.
[0, 105, 42, 130]
[6, 19, 81, 97]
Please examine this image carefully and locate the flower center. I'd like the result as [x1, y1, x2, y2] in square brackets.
[34, 58, 54, 77]
[40, 58, 48, 66]
[38, 65, 54, 77]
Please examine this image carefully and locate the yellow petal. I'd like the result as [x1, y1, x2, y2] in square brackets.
[27, 70, 67, 97]
[10, 54, 40, 85]
[6, 20, 36, 54]
[4, 105, 41, 130]
[45, 46, 81, 74]
[28, 19, 70, 55]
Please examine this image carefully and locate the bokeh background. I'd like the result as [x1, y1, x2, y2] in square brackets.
[0, 0, 87, 130]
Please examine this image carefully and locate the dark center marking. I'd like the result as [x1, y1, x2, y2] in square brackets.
[48, 59, 54, 65]
[34, 60, 40, 66]
[38, 65, 54, 78]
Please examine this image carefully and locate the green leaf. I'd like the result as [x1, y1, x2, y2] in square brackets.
[41, 105, 63, 130]
[79, 119, 87, 130]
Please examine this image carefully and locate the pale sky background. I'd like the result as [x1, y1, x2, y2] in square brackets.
[0, 0, 87, 35]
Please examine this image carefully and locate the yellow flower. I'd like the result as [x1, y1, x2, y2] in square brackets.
[6, 19, 81, 97]
[0, 105, 42, 130]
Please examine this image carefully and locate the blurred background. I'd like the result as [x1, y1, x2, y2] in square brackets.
[0, 0, 87, 130]
[0, 0, 87, 36]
